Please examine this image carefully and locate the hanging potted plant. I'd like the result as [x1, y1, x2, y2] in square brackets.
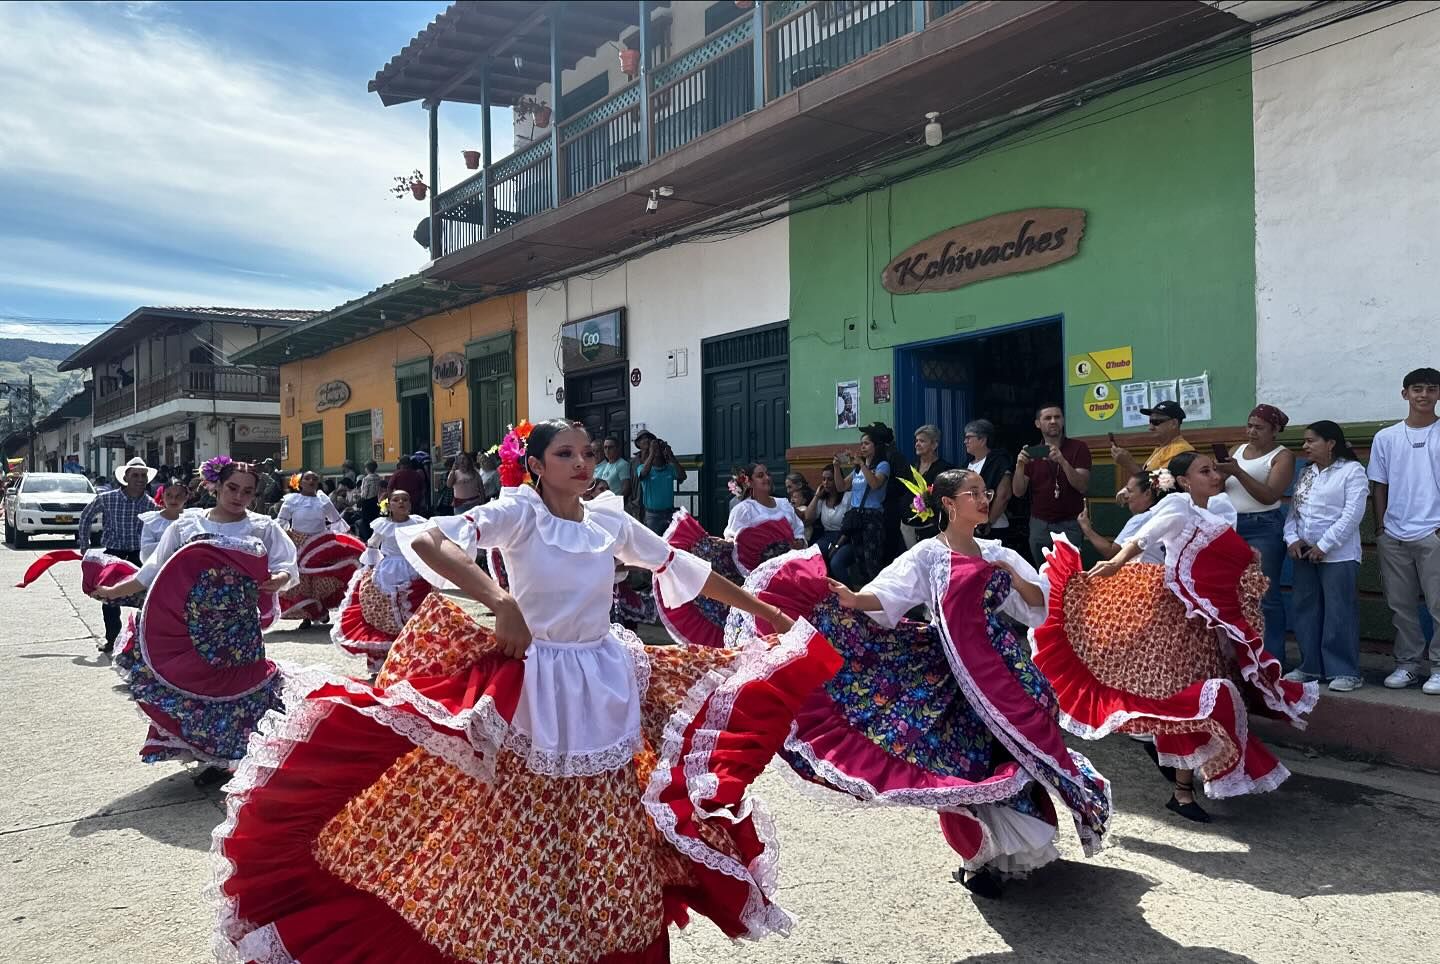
[390, 169, 428, 201]
[533, 101, 552, 128]
[462, 149, 481, 170]
[618, 44, 640, 78]
[735, 0, 754, 9]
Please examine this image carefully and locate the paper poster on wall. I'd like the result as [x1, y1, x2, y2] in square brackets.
[1121, 382, 1149, 428]
[873, 374, 891, 404]
[1148, 379, 1179, 406]
[1178, 373, 1212, 421]
[836, 380, 860, 429]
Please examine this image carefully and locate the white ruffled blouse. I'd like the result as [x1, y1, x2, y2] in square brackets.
[723, 497, 805, 542]
[1115, 509, 1166, 565]
[134, 508, 299, 590]
[861, 537, 1050, 629]
[138, 510, 180, 563]
[396, 486, 713, 777]
[362, 515, 428, 594]
[1124, 492, 1237, 558]
[277, 492, 349, 536]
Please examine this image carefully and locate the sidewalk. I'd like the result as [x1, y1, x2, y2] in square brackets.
[1253, 644, 1440, 773]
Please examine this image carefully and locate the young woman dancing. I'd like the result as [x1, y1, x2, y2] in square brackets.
[276, 469, 363, 629]
[1033, 452, 1319, 822]
[730, 468, 1112, 900]
[330, 488, 431, 677]
[211, 420, 841, 963]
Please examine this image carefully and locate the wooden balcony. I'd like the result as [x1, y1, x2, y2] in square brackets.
[92, 365, 281, 428]
[405, 0, 1245, 287]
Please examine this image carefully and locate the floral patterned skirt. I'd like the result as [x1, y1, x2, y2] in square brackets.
[114, 538, 283, 767]
[332, 566, 432, 675]
[213, 593, 842, 963]
[654, 512, 786, 648]
[1033, 537, 1306, 797]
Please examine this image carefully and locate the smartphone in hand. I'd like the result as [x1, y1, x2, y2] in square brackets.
[1108, 432, 1117, 445]
[1025, 444, 1050, 460]
[1211, 442, 1231, 463]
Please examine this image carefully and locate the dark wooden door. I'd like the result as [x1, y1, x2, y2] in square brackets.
[701, 324, 789, 531]
[565, 365, 629, 451]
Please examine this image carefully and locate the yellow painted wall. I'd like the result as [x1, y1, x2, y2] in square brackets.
[278, 294, 527, 471]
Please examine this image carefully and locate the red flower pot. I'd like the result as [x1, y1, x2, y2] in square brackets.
[410, 181, 428, 201]
[736, 0, 754, 8]
[619, 48, 640, 77]
[462, 150, 480, 169]
[533, 105, 552, 128]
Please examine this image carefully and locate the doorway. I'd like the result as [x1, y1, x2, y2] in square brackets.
[396, 358, 433, 459]
[565, 365, 629, 451]
[701, 322, 789, 531]
[894, 315, 1064, 475]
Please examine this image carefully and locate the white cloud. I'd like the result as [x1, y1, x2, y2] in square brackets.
[0, 3, 512, 310]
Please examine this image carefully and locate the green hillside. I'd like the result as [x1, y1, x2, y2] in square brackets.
[0, 339, 88, 426]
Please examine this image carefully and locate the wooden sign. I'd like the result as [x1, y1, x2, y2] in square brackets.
[314, 380, 351, 412]
[432, 352, 466, 388]
[882, 208, 1086, 294]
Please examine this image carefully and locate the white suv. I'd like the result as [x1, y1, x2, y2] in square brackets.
[3, 473, 101, 548]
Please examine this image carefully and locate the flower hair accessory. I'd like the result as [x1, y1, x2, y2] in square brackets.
[199, 455, 233, 485]
[288, 472, 302, 492]
[496, 420, 534, 488]
[378, 497, 389, 515]
[727, 468, 750, 498]
[899, 465, 935, 522]
[1148, 468, 1177, 494]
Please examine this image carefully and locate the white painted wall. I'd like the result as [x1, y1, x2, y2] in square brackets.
[526, 216, 789, 454]
[1253, 2, 1440, 422]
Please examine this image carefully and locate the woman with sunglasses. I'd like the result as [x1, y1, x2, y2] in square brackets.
[734, 468, 1111, 900]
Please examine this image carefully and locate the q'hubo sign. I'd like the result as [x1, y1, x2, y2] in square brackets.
[881, 208, 1086, 294]
[1067, 346, 1133, 387]
[561, 309, 625, 372]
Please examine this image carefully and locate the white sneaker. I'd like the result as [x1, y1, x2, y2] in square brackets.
[1283, 669, 1315, 683]
[1384, 668, 1422, 689]
[1328, 676, 1363, 693]
[1423, 674, 1440, 696]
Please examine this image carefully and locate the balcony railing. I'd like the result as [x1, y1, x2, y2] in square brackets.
[430, 0, 970, 259]
[93, 364, 281, 426]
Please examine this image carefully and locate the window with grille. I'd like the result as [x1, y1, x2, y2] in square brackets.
[301, 420, 324, 473]
[344, 411, 372, 468]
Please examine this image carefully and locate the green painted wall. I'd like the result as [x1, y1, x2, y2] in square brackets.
[787, 59, 1257, 446]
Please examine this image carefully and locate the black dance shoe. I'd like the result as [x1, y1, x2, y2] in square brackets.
[953, 867, 1003, 900]
[1165, 778, 1211, 823]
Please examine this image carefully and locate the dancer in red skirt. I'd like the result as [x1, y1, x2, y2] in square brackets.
[331, 489, 431, 676]
[732, 468, 1111, 900]
[276, 470, 363, 629]
[212, 420, 841, 963]
[1033, 451, 1319, 822]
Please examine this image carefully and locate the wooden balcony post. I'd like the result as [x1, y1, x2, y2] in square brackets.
[480, 63, 495, 238]
[427, 100, 441, 258]
[638, 0, 652, 163]
[549, 5, 565, 207]
[752, 0, 765, 108]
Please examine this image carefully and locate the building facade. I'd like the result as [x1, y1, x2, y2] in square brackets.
[59, 307, 311, 476]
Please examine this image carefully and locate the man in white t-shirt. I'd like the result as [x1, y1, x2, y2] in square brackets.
[1369, 366, 1440, 694]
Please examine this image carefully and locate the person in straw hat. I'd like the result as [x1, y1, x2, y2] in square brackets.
[75, 457, 157, 653]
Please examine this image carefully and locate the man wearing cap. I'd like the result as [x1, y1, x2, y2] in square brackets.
[1112, 399, 1195, 475]
[75, 457, 155, 653]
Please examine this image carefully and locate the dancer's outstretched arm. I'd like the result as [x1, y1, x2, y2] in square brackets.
[699, 573, 794, 634]
[409, 527, 532, 659]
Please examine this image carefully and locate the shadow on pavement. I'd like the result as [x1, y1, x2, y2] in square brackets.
[1116, 768, 1440, 898]
[68, 772, 219, 852]
[958, 862, 1255, 963]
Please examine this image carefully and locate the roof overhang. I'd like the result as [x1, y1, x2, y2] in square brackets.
[58, 308, 315, 372]
[229, 276, 492, 368]
[369, 0, 666, 108]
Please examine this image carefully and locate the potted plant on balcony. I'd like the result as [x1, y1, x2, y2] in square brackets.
[735, 0, 754, 9]
[390, 170, 428, 201]
[462, 149, 481, 169]
[618, 44, 640, 78]
[514, 96, 552, 131]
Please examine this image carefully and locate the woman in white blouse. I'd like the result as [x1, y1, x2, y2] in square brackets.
[1077, 468, 1173, 564]
[1283, 421, 1369, 692]
[818, 468, 1111, 900]
[277, 469, 357, 628]
[138, 478, 188, 563]
[724, 462, 806, 553]
[212, 420, 842, 963]
[331, 488, 431, 675]
[95, 460, 297, 781]
[1033, 452, 1318, 824]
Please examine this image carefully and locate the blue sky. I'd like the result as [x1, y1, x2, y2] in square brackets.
[0, 0, 515, 344]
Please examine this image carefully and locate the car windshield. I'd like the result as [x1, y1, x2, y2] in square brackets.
[21, 476, 94, 495]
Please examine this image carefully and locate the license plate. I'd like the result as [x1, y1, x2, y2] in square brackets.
[55, 515, 74, 523]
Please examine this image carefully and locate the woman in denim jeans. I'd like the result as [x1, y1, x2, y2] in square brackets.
[1219, 404, 1296, 665]
[1282, 421, 1368, 691]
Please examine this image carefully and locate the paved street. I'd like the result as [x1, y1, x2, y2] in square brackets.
[3, 537, 1439, 964]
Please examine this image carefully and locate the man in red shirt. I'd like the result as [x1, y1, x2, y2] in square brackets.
[387, 456, 427, 509]
[1012, 403, 1092, 564]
